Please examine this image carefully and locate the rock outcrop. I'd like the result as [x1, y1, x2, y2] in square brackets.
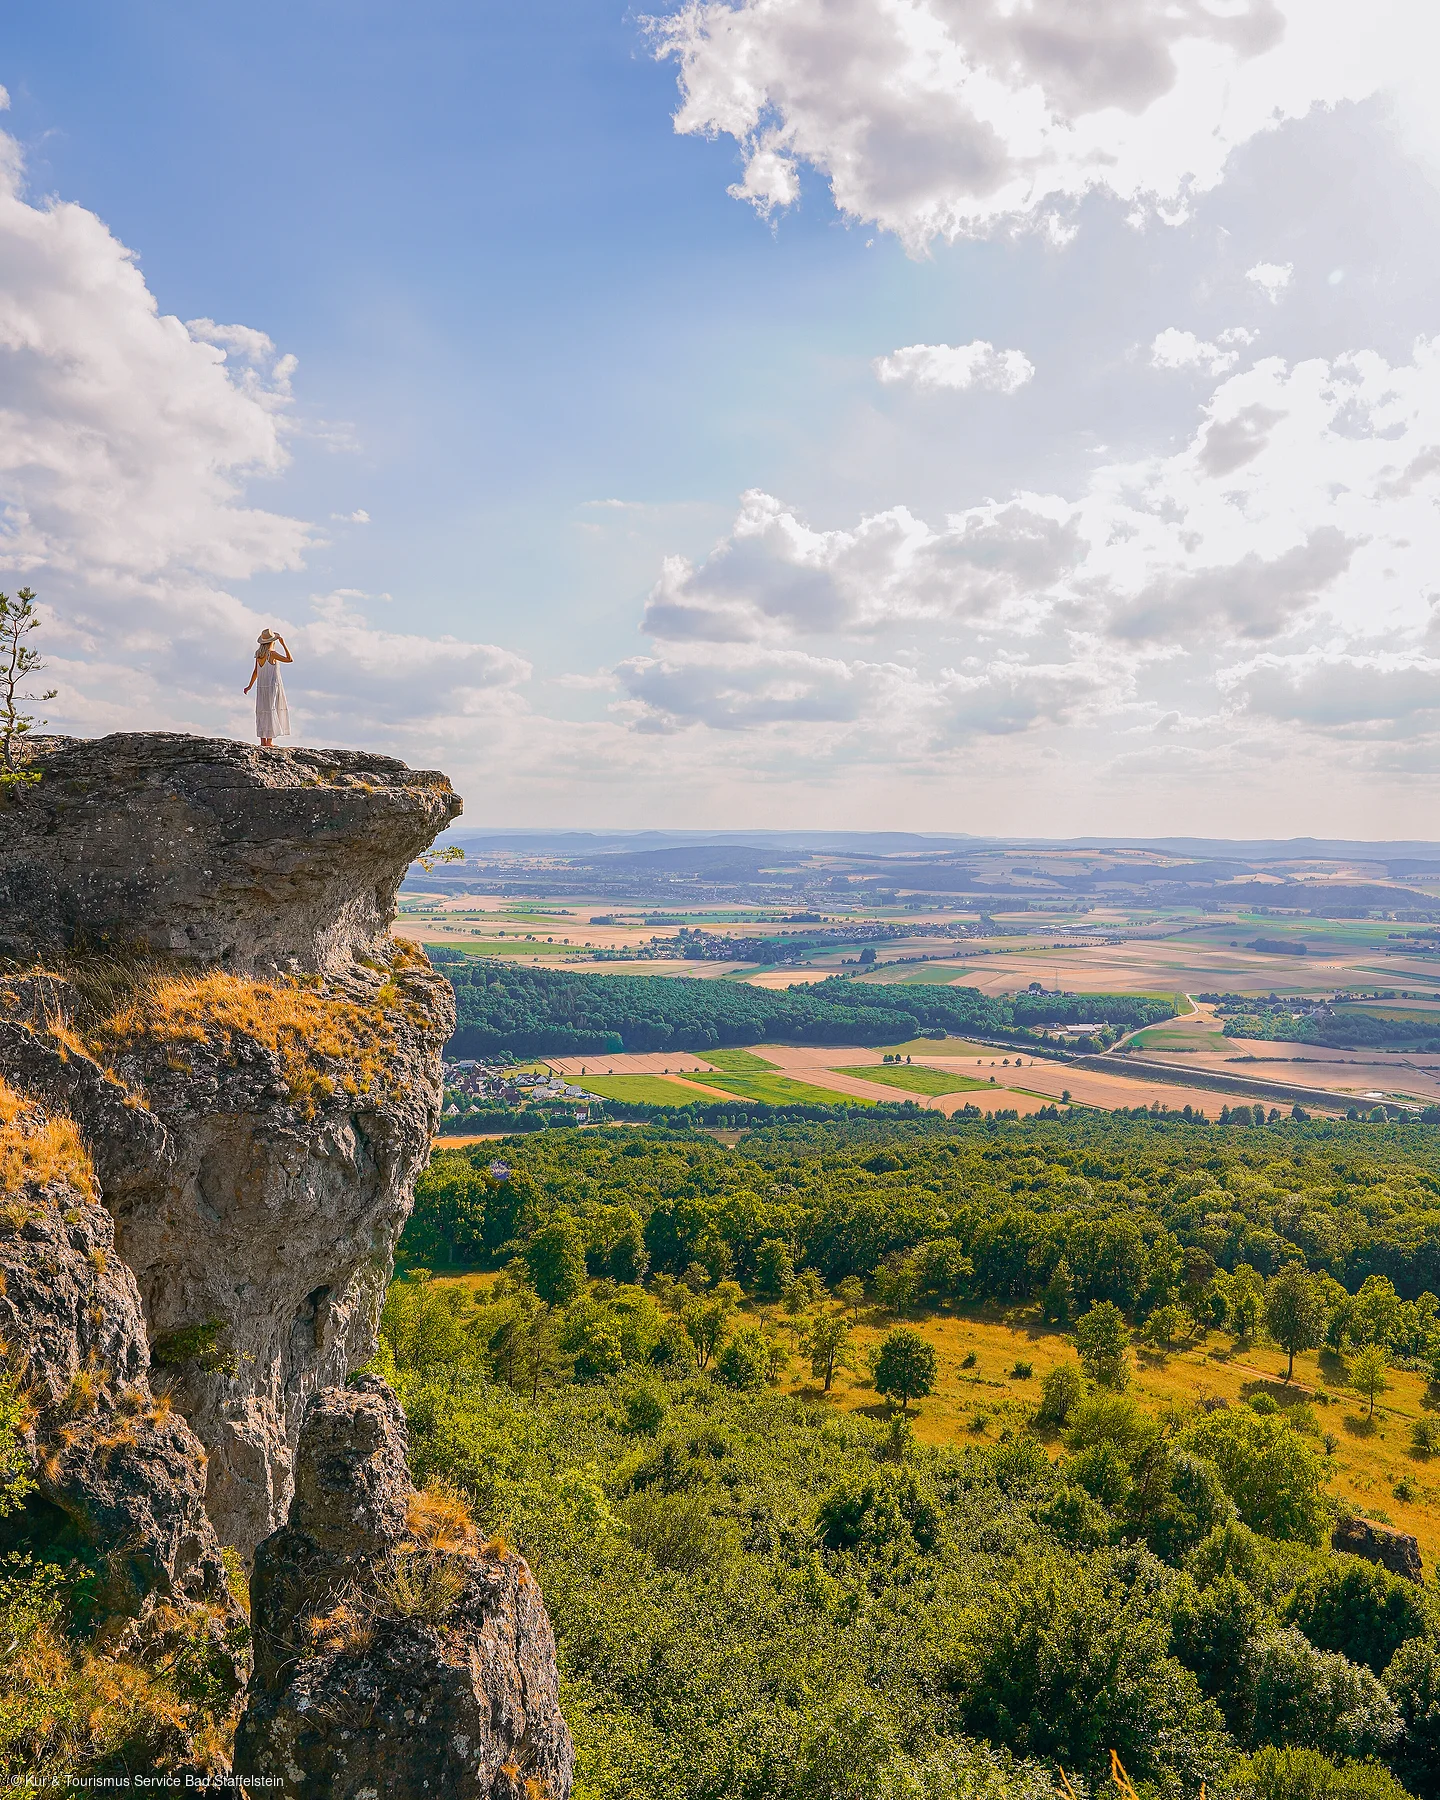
[0, 733, 461, 1552]
[1332, 1516, 1424, 1584]
[0, 732, 459, 974]
[235, 1377, 576, 1799]
[0, 1075, 234, 1621]
[0, 731, 574, 1790]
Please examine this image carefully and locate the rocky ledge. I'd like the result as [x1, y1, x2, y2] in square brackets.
[236, 1378, 576, 1799]
[0, 732, 460, 974]
[0, 733, 460, 1551]
[1332, 1515, 1424, 1584]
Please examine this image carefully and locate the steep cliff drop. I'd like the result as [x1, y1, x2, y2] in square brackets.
[235, 1379, 577, 1798]
[0, 733, 460, 1555]
[0, 733, 576, 1791]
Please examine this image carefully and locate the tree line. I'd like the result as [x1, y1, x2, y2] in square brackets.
[441, 962, 1176, 1058]
[404, 1114, 1440, 1353]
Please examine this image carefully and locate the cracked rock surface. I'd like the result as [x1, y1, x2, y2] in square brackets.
[0, 732, 460, 1552]
[0, 732, 460, 974]
[235, 1377, 576, 1800]
[0, 1087, 234, 1621]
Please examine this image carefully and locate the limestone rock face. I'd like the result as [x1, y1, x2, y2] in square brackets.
[0, 1081, 233, 1623]
[0, 732, 461, 1552]
[1332, 1516, 1424, 1584]
[0, 732, 460, 974]
[235, 1377, 576, 1800]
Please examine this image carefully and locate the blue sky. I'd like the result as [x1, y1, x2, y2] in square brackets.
[3, 1, 1440, 831]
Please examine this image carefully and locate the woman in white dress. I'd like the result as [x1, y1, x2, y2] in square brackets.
[244, 629, 293, 746]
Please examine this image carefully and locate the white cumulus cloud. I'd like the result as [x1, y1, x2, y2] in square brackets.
[614, 640, 1115, 742]
[1150, 327, 1256, 376]
[874, 340, 1034, 392]
[635, 339, 1440, 763]
[648, 0, 1412, 249]
[0, 127, 537, 756]
[642, 488, 1080, 642]
[1247, 261, 1294, 300]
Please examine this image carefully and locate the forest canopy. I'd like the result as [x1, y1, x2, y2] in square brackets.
[382, 1111, 1440, 1800]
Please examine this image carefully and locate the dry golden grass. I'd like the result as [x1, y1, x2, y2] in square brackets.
[367, 1545, 469, 1623]
[89, 968, 420, 1118]
[407, 1481, 481, 1558]
[782, 1301, 1440, 1571]
[0, 1075, 96, 1203]
[1, 1610, 217, 1779]
[305, 1598, 374, 1657]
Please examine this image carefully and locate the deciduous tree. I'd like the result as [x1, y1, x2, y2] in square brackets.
[807, 1314, 851, 1392]
[873, 1327, 936, 1412]
[1264, 1264, 1330, 1381]
[1075, 1301, 1131, 1390]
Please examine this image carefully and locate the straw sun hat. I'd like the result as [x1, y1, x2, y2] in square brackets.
[257, 628, 277, 644]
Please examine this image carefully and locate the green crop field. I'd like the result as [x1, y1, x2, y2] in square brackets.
[833, 1063, 993, 1097]
[677, 1069, 873, 1107]
[572, 1075, 697, 1104]
[699, 1048, 780, 1073]
[877, 1036, 997, 1057]
[1339, 1003, 1440, 1020]
[854, 962, 970, 985]
[1128, 1026, 1229, 1050]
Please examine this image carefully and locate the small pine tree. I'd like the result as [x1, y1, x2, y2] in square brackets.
[0, 589, 56, 778]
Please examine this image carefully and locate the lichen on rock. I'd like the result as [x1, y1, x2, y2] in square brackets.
[0, 733, 461, 1553]
[0, 1075, 232, 1618]
[0, 1075, 249, 1776]
[0, 731, 461, 974]
[235, 1376, 576, 1799]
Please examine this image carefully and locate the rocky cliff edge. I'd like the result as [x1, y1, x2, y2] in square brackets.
[0, 733, 461, 1552]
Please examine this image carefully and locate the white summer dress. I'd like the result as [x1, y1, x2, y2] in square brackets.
[255, 654, 291, 740]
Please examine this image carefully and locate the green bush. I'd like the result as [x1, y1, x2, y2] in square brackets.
[1182, 1410, 1328, 1545]
[1035, 1361, 1084, 1427]
[1382, 1635, 1440, 1799]
[715, 1326, 772, 1390]
[622, 1386, 669, 1435]
[1249, 1629, 1402, 1761]
[1231, 1745, 1419, 1800]
[951, 1549, 1229, 1792]
[1282, 1560, 1427, 1676]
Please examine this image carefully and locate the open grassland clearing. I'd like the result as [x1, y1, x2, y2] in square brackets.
[796, 1304, 1440, 1572]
